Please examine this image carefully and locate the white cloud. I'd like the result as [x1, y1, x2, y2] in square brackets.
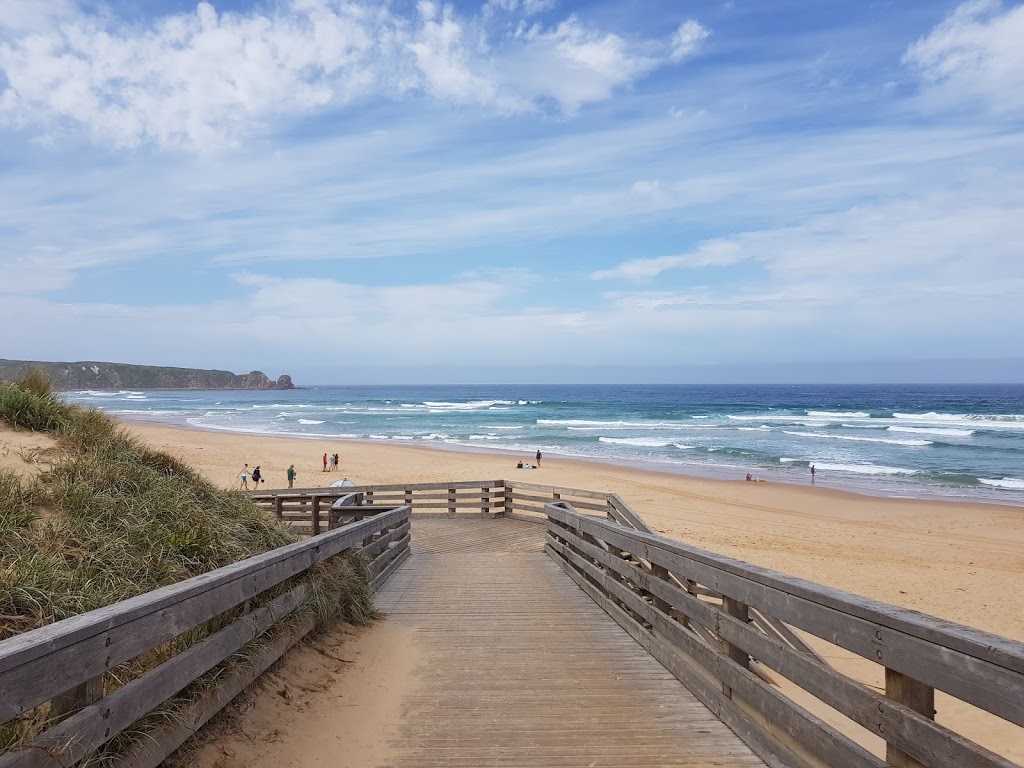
[670, 19, 709, 62]
[592, 240, 745, 281]
[903, 0, 1024, 112]
[0, 1, 683, 151]
[589, 190, 1024, 342]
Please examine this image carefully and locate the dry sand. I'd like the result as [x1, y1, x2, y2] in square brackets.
[122, 422, 1023, 765]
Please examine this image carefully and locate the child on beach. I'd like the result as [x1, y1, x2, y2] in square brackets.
[238, 464, 249, 490]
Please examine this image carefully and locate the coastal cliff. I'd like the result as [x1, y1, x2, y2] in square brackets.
[0, 359, 295, 390]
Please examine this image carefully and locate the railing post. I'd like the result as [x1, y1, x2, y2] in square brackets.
[482, 486, 489, 515]
[274, 496, 283, 520]
[448, 487, 456, 517]
[311, 496, 321, 536]
[885, 669, 935, 768]
[405, 487, 413, 507]
[50, 674, 104, 719]
[366, 490, 374, 505]
[721, 596, 749, 699]
[503, 482, 513, 517]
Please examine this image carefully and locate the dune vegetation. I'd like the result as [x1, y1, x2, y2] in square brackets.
[0, 369, 374, 756]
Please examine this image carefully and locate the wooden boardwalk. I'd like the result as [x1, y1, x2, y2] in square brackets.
[375, 517, 767, 768]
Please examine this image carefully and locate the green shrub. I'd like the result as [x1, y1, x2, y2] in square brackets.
[0, 383, 69, 433]
[0, 370, 376, 758]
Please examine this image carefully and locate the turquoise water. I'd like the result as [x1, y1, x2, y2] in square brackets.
[62, 384, 1024, 506]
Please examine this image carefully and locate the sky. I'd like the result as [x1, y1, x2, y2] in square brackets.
[1, 0, 1023, 384]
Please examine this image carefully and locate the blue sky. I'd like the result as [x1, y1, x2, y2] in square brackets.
[1, 0, 1023, 383]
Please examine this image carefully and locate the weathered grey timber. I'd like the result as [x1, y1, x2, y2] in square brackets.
[376, 517, 767, 768]
[0, 505, 411, 768]
[545, 502, 1024, 768]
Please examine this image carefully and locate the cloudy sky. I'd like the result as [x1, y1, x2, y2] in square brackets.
[2, 0, 1022, 383]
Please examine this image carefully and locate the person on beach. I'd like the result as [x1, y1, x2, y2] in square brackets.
[322, 452, 328, 472]
[333, 453, 340, 471]
[810, 464, 816, 481]
[251, 465, 262, 485]
[536, 450, 542, 467]
[287, 464, 296, 489]
[238, 464, 249, 490]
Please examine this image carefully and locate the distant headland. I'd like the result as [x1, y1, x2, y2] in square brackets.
[0, 359, 295, 391]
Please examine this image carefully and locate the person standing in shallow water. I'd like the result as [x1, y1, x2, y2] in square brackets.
[536, 450, 542, 467]
[810, 464, 816, 482]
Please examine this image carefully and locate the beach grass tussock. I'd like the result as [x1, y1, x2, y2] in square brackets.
[0, 374, 376, 758]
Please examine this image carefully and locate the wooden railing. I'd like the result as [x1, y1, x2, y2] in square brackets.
[0, 504, 411, 768]
[7, 478, 1018, 768]
[248, 479, 618, 530]
[544, 501, 1024, 768]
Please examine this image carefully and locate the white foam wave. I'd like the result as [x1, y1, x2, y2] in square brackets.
[468, 435, 503, 440]
[738, 425, 772, 431]
[298, 419, 325, 425]
[423, 399, 516, 410]
[979, 477, 1024, 490]
[72, 390, 138, 398]
[599, 437, 674, 448]
[893, 412, 1024, 430]
[814, 462, 918, 476]
[887, 426, 974, 438]
[779, 457, 797, 463]
[107, 409, 179, 415]
[481, 425, 524, 430]
[542, 418, 695, 430]
[782, 431, 932, 447]
[806, 410, 870, 418]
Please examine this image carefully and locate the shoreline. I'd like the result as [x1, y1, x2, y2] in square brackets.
[115, 412, 1024, 509]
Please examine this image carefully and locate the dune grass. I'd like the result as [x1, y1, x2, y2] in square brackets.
[0, 371, 375, 756]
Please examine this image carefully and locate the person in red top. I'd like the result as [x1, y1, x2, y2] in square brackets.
[322, 452, 328, 472]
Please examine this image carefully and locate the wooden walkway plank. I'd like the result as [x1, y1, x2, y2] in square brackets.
[375, 518, 767, 768]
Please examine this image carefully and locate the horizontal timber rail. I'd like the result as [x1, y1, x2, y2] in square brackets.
[248, 479, 618, 531]
[544, 501, 1024, 768]
[0, 504, 411, 768]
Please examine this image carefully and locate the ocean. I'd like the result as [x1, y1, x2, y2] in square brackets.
[61, 384, 1024, 506]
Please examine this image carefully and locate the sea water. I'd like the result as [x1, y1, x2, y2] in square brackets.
[62, 384, 1024, 506]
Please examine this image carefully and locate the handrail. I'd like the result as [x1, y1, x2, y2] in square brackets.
[0, 505, 411, 768]
[544, 501, 1024, 768]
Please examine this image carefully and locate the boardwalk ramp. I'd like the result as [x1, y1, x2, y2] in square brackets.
[376, 517, 765, 767]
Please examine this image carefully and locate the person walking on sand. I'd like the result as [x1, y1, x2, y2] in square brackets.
[252, 465, 263, 485]
[536, 450, 542, 467]
[323, 452, 328, 472]
[287, 464, 296, 489]
[238, 464, 249, 490]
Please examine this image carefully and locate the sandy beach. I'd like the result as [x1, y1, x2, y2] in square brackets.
[120, 422, 1024, 765]
[129, 421, 1023, 640]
